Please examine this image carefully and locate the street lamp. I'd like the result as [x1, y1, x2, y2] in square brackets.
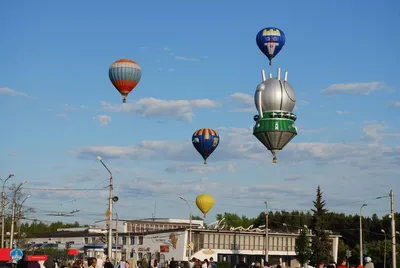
[359, 203, 367, 266]
[0, 174, 14, 248]
[179, 196, 192, 260]
[265, 201, 269, 263]
[17, 194, 31, 247]
[97, 156, 113, 259]
[381, 229, 386, 268]
[283, 223, 289, 267]
[10, 180, 27, 248]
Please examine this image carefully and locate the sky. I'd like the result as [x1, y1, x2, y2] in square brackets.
[0, 0, 399, 227]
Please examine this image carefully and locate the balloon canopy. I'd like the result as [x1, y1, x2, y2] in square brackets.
[196, 193, 215, 217]
[256, 27, 286, 65]
[192, 128, 220, 164]
[109, 58, 142, 103]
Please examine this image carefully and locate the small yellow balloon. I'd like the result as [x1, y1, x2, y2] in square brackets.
[196, 194, 215, 217]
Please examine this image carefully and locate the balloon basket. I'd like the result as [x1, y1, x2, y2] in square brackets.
[273, 157, 278, 164]
[122, 98, 127, 103]
[204, 160, 207, 165]
[269, 61, 272, 66]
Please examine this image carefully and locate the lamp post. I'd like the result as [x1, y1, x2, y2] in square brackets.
[97, 156, 113, 259]
[283, 223, 289, 268]
[381, 229, 386, 268]
[10, 180, 27, 248]
[359, 203, 367, 266]
[265, 201, 269, 263]
[17, 194, 30, 247]
[1, 174, 14, 248]
[180, 196, 192, 260]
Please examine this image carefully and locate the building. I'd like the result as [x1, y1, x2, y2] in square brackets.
[25, 218, 340, 268]
[93, 218, 204, 233]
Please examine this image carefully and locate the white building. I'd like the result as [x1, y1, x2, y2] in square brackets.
[26, 218, 340, 268]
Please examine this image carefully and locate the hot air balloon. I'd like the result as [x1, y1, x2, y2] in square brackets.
[256, 27, 286, 66]
[109, 58, 142, 103]
[192, 128, 220, 164]
[196, 194, 215, 217]
[253, 68, 297, 163]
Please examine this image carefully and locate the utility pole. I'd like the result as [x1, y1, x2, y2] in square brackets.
[1, 174, 14, 248]
[115, 213, 118, 261]
[97, 156, 113, 259]
[359, 203, 367, 266]
[265, 201, 269, 263]
[390, 190, 396, 268]
[179, 196, 192, 260]
[10, 180, 27, 248]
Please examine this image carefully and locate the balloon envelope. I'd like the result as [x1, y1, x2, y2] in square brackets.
[109, 58, 142, 103]
[256, 27, 286, 65]
[196, 194, 215, 217]
[192, 128, 220, 164]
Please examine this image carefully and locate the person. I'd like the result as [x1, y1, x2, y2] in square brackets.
[90, 259, 97, 268]
[275, 261, 282, 268]
[120, 258, 127, 268]
[201, 260, 209, 268]
[169, 259, 177, 268]
[364, 257, 374, 268]
[141, 259, 149, 268]
[236, 257, 249, 268]
[44, 256, 55, 268]
[96, 257, 103, 268]
[104, 258, 113, 268]
[254, 263, 261, 268]
[337, 259, 347, 268]
[209, 258, 216, 268]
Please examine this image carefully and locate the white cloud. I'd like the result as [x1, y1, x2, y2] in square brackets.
[56, 113, 69, 120]
[174, 56, 199, 61]
[99, 98, 217, 121]
[165, 162, 236, 173]
[321, 81, 388, 95]
[391, 101, 400, 108]
[163, 46, 171, 52]
[0, 87, 34, 98]
[64, 104, 88, 111]
[336, 110, 351, 115]
[361, 121, 400, 142]
[230, 93, 255, 113]
[93, 115, 112, 126]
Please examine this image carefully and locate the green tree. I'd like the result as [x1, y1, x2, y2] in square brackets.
[295, 227, 312, 266]
[309, 186, 332, 266]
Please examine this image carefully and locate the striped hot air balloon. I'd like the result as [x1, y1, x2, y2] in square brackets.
[109, 58, 142, 103]
[192, 128, 220, 164]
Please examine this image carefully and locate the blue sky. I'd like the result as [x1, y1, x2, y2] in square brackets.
[0, 0, 399, 226]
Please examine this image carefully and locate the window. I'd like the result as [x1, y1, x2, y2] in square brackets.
[130, 236, 135, 245]
[139, 236, 143, 245]
[122, 237, 127, 245]
[84, 238, 89, 244]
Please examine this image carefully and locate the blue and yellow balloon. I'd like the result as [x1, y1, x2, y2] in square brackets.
[256, 27, 286, 65]
[192, 128, 220, 164]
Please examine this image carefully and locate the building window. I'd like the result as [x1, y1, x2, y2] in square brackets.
[84, 238, 89, 244]
[139, 236, 143, 245]
[130, 236, 135, 245]
[92, 238, 96, 243]
[122, 237, 127, 245]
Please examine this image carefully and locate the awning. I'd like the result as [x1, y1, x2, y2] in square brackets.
[0, 249, 12, 261]
[68, 249, 79, 256]
[24, 255, 48, 261]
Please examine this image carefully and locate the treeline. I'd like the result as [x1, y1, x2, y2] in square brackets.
[214, 211, 399, 267]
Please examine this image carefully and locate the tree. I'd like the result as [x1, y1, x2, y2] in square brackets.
[309, 186, 332, 266]
[295, 227, 312, 267]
